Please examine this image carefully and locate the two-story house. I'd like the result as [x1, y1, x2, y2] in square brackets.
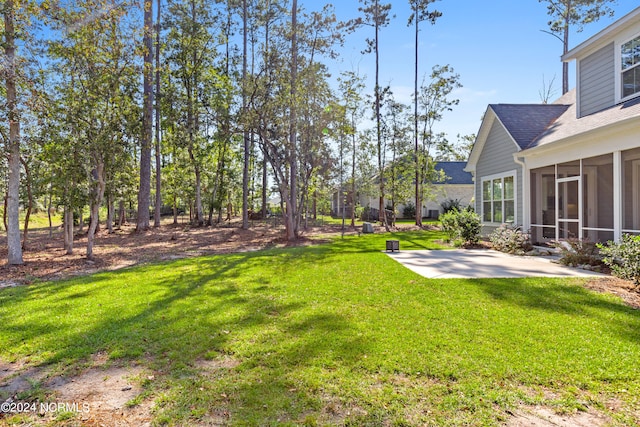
[465, 6, 640, 244]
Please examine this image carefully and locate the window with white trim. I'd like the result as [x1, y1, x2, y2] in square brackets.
[621, 35, 640, 99]
[482, 174, 515, 224]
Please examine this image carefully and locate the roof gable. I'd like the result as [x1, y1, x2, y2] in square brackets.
[465, 103, 568, 173]
[489, 104, 570, 150]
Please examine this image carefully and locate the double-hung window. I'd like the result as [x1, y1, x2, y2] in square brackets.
[482, 173, 515, 224]
[621, 35, 640, 99]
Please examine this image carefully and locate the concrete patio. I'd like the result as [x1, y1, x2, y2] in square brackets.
[385, 249, 605, 279]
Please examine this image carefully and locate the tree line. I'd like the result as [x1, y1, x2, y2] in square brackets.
[1, 0, 615, 264]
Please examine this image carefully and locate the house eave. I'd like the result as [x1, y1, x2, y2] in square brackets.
[465, 106, 522, 173]
[562, 6, 640, 62]
[519, 115, 640, 159]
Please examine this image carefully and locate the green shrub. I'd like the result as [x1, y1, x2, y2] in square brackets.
[402, 203, 416, 219]
[489, 224, 532, 254]
[555, 238, 603, 269]
[440, 198, 462, 214]
[440, 208, 481, 245]
[597, 234, 640, 286]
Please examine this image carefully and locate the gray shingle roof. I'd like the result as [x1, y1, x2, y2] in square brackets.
[528, 90, 640, 149]
[434, 162, 474, 185]
[490, 104, 570, 150]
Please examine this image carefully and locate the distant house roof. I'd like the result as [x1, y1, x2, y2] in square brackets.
[489, 103, 570, 150]
[434, 161, 473, 185]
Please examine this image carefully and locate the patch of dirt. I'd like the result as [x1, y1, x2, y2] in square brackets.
[1, 358, 152, 426]
[195, 356, 241, 373]
[0, 360, 48, 398]
[506, 406, 610, 427]
[50, 365, 150, 426]
[583, 276, 640, 309]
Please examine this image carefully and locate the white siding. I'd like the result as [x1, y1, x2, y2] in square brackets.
[422, 184, 475, 214]
[579, 42, 615, 117]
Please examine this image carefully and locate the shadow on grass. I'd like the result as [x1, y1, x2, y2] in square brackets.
[474, 278, 640, 343]
[0, 243, 378, 424]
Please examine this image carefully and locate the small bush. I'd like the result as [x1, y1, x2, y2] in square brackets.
[402, 203, 416, 219]
[489, 224, 532, 254]
[440, 208, 481, 245]
[440, 198, 462, 214]
[554, 238, 603, 269]
[597, 234, 640, 286]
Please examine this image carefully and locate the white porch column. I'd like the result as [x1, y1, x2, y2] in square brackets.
[614, 151, 622, 242]
[514, 157, 528, 229]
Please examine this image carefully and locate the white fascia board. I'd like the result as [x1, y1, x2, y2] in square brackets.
[465, 106, 522, 172]
[563, 6, 640, 62]
[519, 118, 640, 169]
[464, 106, 495, 173]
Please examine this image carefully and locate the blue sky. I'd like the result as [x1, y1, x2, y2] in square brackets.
[326, 0, 639, 143]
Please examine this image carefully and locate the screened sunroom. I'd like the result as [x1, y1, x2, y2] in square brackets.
[529, 148, 640, 245]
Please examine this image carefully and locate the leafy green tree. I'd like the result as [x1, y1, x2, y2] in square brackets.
[349, 0, 393, 229]
[164, 0, 221, 226]
[381, 92, 412, 223]
[47, 0, 139, 259]
[137, 0, 155, 232]
[416, 64, 461, 218]
[338, 70, 367, 227]
[408, 0, 441, 226]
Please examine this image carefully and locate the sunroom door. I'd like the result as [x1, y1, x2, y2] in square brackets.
[557, 177, 581, 240]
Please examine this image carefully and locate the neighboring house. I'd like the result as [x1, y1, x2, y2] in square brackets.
[331, 161, 474, 220]
[465, 6, 640, 244]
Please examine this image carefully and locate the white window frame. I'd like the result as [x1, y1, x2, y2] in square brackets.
[480, 170, 517, 225]
[616, 31, 640, 104]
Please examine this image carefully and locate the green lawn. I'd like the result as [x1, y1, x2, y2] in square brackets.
[1, 231, 639, 426]
[0, 210, 62, 232]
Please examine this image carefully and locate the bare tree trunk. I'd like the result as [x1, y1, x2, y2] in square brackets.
[350, 131, 356, 227]
[154, 0, 162, 227]
[562, 20, 569, 95]
[117, 200, 126, 228]
[287, 0, 298, 241]
[241, 0, 250, 230]
[137, 0, 154, 232]
[47, 189, 53, 237]
[192, 158, 203, 226]
[207, 199, 214, 226]
[172, 195, 178, 224]
[414, 8, 421, 227]
[261, 157, 267, 218]
[3, 192, 7, 232]
[87, 159, 106, 259]
[4, 0, 23, 265]
[373, 0, 388, 232]
[78, 210, 84, 233]
[64, 205, 74, 255]
[20, 158, 32, 251]
[106, 194, 114, 234]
